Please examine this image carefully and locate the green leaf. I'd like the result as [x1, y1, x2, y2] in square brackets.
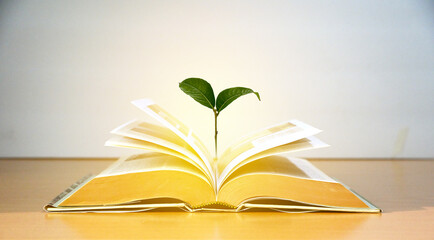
[216, 87, 260, 112]
[179, 78, 215, 109]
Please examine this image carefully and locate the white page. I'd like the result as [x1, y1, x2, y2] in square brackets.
[217, 136, 329, 188]
[217, 120, 321, 189]
[97, 153, 210, 184]
[131, 99, 214, 184]
[287, 157, 336, 182]
[104, 136, 215, 183]
[106, 119, 210, 179]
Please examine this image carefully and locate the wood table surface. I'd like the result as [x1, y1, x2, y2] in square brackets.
[0, 158, 433, 239]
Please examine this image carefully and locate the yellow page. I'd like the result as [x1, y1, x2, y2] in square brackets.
[217, 136, 328, 189]
[97, 152, 208, 183]
[131, 99, 214, 184]
[105, 136, 190, 161]
[107, 119, 212, 181]
[217, 156, 369, 209]
[105, 136, 213, 183]
[217, 120, 321, 187]
[60, 153, 215, 207]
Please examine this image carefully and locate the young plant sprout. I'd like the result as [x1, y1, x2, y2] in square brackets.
[179, 78, 260, 159]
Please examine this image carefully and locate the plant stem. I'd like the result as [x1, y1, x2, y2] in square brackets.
[213, 108, 218, 160]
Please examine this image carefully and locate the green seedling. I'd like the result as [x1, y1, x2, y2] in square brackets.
[179, 78, 260, 159]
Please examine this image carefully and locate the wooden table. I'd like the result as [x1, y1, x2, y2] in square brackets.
[0, 158, 433, 239]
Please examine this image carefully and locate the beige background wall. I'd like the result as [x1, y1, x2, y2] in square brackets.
[0, 0, 433, 158]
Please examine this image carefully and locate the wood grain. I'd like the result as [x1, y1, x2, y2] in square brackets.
[0, 158, 433, 239]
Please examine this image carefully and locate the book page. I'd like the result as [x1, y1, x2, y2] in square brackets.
[58, 153, 215, 208]
[107, 119, 213, 181]
[217, 156, 369, 209]
[97, 153, 209, 184]
[217, 136, 328, 188]
[221, 156, 336, 185]
[131, 99, 214, 182]
[105, 136, 213, 183]
[217, 120, 321, 186]
[106, 136, 189, 162]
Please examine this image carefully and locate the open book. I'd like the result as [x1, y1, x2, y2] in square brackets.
[44, 99, 380, 213]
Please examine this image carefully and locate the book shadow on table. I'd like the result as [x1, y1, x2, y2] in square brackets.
[44, 211, 377, 239]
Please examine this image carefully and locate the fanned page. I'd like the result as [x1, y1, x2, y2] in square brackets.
[218, 136, 328, 188]
[131, 99, 214, 184]
[105, 119, 213, 183]
[217, 120, 324, 189]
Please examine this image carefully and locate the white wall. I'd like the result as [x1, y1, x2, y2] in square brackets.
[0, 0, 433, 158]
